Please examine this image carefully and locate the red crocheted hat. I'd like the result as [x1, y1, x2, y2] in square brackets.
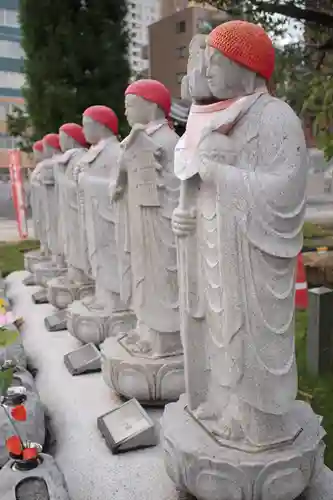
[33, 140, 43, 152]
[207, 20, 275, 80]
[125, 79, 171, 117]
[43, 133, 61, 151]
[83, 105, 118, 135]
[59, 123, 88, 147]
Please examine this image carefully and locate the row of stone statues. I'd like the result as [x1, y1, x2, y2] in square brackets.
[24, 20, 332, 500]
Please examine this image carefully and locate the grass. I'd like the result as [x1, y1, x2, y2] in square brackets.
[0, 239, 39, 278]
[296, 310, 333, 468]
[303, 221, 333, 250]
[0, 238, 332, 466]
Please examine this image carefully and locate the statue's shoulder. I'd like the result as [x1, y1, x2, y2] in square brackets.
[257, 95, 302, 133]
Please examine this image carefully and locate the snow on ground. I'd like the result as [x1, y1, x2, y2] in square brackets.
[6, 271, 177, 500]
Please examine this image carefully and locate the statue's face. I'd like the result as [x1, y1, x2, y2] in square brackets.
[83, 115, 101, 145]
[33, 150, 43, 163]
[43, 144, 55, 158]
[205, 46, 262, 100]
[125, 94, 155, 127]
[59, 130, 72, 152]
[184, 35, 212, 101]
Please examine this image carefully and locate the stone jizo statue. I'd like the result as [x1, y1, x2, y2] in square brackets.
[67, 106, 134, 345]
[162, 21, 333, 500]
[46, 123, 90, 311]
[101, 80, 185, 403]
[32, 134, 68, 288]
[24, 140, 51, 277]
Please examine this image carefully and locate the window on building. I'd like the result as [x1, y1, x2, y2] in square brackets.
[0, 9, 20, 28]
[0, 71, 25, 89]
[176, 72, 186, 84]
[176, 20, 186, 34]
[0, 40, 24, 59]
[176, 46, 187, 58]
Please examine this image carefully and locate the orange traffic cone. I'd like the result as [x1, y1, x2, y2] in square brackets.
[295, 253, 308, 309]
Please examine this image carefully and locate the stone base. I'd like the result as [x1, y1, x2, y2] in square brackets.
[0, 453, 70, 499]
[67, 300, 136, 345]
[101, 335, 185, 405]
[34, 261, 67, 287]
[47, 275, 94, 309]
[162, 395, 333, 500]
[24, 249, 49, 273]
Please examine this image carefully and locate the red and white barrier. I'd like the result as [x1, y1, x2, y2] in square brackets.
[295, 253, 308, 310]
[8, 149, 28, 240]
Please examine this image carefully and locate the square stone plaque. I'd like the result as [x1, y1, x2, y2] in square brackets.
[45, 310, 67, 332]
[64, 343, 101, 376]
[32, 289, 48, 304]
[23, 273, 36, 286]
[97, 398, 157, 454]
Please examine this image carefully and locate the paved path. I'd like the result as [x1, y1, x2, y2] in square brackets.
[6, 272, 175, 500]
[0, 218, 34, 242]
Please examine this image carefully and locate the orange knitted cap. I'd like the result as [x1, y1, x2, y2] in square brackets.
[33, 140, 43, 152]
[43, 133, 61, 151]
[125, 79, 171, 117]
[207, 20, 275, 80]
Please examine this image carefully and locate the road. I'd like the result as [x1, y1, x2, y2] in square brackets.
[0, 180, 33, 241]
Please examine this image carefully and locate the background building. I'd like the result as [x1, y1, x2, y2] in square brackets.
[148, 3, 228, 98]
[127, 0, 161, 77]
[0, 0, 30, 170]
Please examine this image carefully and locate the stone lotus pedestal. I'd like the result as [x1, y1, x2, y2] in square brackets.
[34, 261, 67, 288]
[0, 453, 70, 499]
[23, 251, 51, 287]
[24, 250, 50, 274]
[162, 395, 333, 500]
[0, 387, 45, 468]
[47, 275, 94, 310]
[101, 333, 185, 405]
[67, 300, 136, 346]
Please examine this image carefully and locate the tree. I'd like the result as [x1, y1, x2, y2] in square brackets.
[197, 0, 333, 158]
[8, 0, 131, 148]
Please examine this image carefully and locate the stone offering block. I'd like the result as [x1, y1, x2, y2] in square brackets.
[303, 251, 333, 287]
[64, 343, 101, 376]
[32, 289, 48, 305]
[44, 310, 68, 332]
[22, 274, 36, 287]
[0, 453, 70, 500]
[97, 398, 157, 454]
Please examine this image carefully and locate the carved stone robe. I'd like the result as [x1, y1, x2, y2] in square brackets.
[78, 137, 130, 306]
[174, 93, 308, 416]
[118, 121, 180, 333]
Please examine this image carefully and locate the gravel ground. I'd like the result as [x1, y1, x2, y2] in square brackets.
[6, 271, 177, 500]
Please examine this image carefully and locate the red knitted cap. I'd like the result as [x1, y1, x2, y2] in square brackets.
[33, 140, 43, 152]
[43, 133, 61, 151]
[125, 79, 171, 116]
[207, 20, 275, 80]
[59, 123, 88, 147]
[83, 105, 118, 135]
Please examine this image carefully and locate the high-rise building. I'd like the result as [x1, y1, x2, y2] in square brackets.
[0, 0, 30, 169]
[127, 0, 161, 76]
